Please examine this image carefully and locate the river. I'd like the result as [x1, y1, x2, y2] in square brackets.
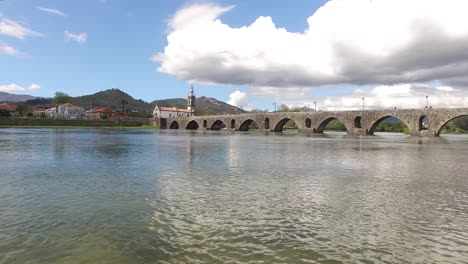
[1, 128, 467, 263]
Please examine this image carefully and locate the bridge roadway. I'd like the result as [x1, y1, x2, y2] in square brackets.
[157, 108, 468, 137]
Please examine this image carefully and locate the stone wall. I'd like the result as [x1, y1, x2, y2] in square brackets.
[158, 108, 468, 137]
[112, 117, 151, 126]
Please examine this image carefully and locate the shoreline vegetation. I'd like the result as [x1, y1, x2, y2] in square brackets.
[0, 125, 158, 129]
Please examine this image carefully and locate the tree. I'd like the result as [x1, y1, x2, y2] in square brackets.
[121, 99, 128, 113]
[0, 109, 11, 117]
[15, 105, 28, 117]
[278, 104, 290, 112]
[53, 92, 72, 112]
[325, 119, 347, 131]
[291, 106, 311, 112]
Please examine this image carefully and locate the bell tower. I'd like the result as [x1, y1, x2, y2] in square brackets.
[187, 84, 195, 115]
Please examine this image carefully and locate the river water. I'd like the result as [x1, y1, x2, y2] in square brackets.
[0, 128, 468, 264]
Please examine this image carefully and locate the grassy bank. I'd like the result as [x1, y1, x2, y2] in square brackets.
[0, 125, 159, 129]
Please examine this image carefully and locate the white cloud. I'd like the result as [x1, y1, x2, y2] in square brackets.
[250, 84, 468, 111]
[0, 41, 20, 56]
[27, 84, 40, 90]
[0, 83, 41, 92]
[37, 6, 67, 17]
[155, 0, 468, 89]
[65, 31, 87, 44]
[227, 90, 247, 107]
[0, 17, 42, 39]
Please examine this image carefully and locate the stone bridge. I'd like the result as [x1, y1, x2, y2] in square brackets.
[157, 108, 468, 137]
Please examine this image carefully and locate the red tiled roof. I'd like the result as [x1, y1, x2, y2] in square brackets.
[0, 103, 16, 111]
[159, 106, 192, 113]
[92, 107, 112, 111]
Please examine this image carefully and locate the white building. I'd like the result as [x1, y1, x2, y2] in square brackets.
[153, 85, 196, 118]
[33, 106, 56, 117]
[153, 106, 193, 118]
[37, 104, 85, 119]
[58, 103, 85, 119]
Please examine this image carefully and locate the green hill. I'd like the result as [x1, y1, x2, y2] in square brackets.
[24, 88, 245, 116]
[72, 88, 150, 113]
[151, 96, 246, 116]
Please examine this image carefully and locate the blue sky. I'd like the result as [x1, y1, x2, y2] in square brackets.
[2, 0, 468, 111]
[0, 0, 326, 106]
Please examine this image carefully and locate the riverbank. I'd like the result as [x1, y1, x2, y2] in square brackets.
[0, 117, 152, 127]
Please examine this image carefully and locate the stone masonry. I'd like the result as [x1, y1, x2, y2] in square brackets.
[157, 108, 468, 137]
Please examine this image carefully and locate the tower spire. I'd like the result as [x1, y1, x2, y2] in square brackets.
[187, 84, 196, 115]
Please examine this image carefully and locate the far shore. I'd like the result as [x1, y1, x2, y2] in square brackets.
[0, 125, 158, 129]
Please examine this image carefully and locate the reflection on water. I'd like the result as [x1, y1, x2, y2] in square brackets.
[1, 128, 468, 263]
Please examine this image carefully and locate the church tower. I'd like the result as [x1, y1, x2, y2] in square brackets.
[187, 84, 195, 115]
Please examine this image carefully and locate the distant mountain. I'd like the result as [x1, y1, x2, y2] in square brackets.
[0, 92, 39, 102]
[19, 88, 244, 116]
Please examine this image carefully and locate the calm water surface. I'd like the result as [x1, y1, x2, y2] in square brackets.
[1, 128, 468, 264]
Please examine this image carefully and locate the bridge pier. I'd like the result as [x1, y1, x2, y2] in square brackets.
[347, 128, 368, 136]
[298, 128, 314, 134]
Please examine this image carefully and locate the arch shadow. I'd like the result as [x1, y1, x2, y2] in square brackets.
[170, 121, 179, 129]
[436, 114, 468, 136]
[239, 119, 258, 131]
[211, 120, 226, 130]
[274, 118, 297, 132]
[186, 120, 199, 130]
[305, 118, 312, 128]
[316, 117, 347, 133]
[265, 118, 270, 130]
[355, 116, 362, 129]
[419, 116, 429, 131]
[369, 116, 409, 135]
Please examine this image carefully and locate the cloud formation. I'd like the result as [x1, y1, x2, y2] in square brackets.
[65, 31, 87, 44]
[155, 0, 468, 89]
[37, 6, 67, 17]
[0, 41, 20, 56]
[0, 83, 41, 92]
[227, 90, 247, 107]
[251, 84, 468, 111]
[0, 17, 42, 39]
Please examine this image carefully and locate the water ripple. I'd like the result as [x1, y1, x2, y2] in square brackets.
[1, 129, 468, 263]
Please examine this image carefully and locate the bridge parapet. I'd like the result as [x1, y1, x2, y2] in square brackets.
[158, 108, 468, 137]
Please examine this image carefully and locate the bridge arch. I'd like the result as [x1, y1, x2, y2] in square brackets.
[354, 116, 362, 129]
[186, 120, 200, 130]
[368, 116, 409, 135]
[170, 121, 179, 129]
[210, 120, 226, 130]
[419, 115, 429, 131]
[203, 120, 208, 128]
[239, 119, 259, 131]
[265, 118, 270, 130]
[436, 114, 468, 136]
[230, 119, 236, 129]
[316, 117, 347, 133]
[305, 118, 312, 128]
[274, 118, 298, 132]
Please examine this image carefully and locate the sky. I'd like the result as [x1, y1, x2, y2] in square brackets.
[2, 0, 468, 111]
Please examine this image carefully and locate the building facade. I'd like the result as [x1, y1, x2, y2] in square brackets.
[153, 85, 196, 118]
